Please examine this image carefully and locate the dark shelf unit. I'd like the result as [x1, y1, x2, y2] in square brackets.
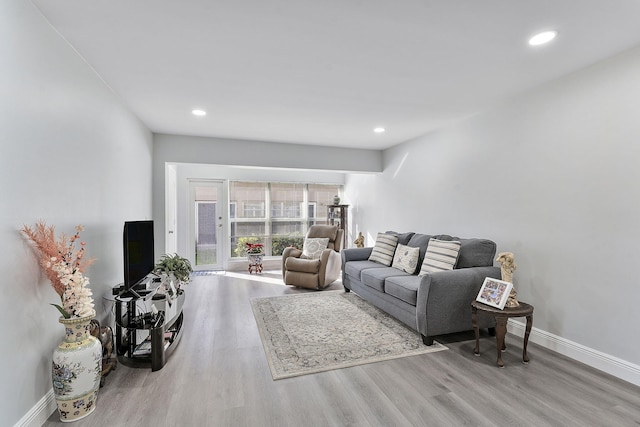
[114, 286, 185, 371]
[327, 204, 349, 248]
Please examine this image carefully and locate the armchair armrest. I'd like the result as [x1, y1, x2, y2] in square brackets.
[415, 266, 501, 337]
[282, 246, 303, 276]
[319, 249, 342, 288]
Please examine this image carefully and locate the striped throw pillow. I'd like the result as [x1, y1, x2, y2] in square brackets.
[368, 233, 398, 266]
[418, 238, 461, 275]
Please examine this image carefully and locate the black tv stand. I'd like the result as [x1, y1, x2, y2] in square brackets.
[114, 284, 185, 371]
[118, 288, 153, 299]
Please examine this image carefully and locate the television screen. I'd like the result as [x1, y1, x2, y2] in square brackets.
[123, 220, 154, 290]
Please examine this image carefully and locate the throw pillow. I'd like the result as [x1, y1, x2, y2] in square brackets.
[368, 233, 399, 266]
[391, 244, 420, 274]
[418, 238, 461, 275]
[300, 237, 329, 260]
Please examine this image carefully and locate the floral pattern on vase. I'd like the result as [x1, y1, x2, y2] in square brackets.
[52, 313, 102, 422]
[248, 253, 264, 274]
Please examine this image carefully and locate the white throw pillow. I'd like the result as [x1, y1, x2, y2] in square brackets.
[419, 238, 461, 275]
[300, 237, 329, 259]
[368, 233, 398, 266]
[391, 244, 420, 274]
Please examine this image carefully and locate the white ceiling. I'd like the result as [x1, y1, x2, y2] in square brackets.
[32, 0, 640, 150]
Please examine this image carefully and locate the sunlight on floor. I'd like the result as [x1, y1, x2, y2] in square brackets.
[193, 270, 344, 288]
[223, 270, 286, 285]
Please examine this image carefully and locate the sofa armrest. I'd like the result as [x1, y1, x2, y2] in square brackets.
[415, 266, 501, 337]
[340, 247, 373, 287]
[341, 247, 373, 263]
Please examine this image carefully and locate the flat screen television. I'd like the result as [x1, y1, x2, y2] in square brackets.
[123, 220, 154, 291]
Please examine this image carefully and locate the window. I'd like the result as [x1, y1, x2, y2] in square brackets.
[308, 184, 339, 223]
[307, 202, 317, 219]
[230, 182, 266, 219]
[243, 202, 265, 218]
[270, 183, 303, 219]
[228, 181, 342, 258]
[271, 202, 302, 218]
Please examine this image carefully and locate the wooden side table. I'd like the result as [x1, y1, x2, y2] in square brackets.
[471, 300, 534, 368]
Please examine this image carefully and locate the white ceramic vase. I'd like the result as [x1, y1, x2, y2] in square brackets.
[52, 312, 102, 422]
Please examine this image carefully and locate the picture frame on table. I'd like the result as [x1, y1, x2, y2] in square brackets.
[476, 277, 513, 310]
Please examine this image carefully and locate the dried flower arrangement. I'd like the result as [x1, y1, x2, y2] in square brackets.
[245, 242, 264, 255]
[22, 221, 96, 319]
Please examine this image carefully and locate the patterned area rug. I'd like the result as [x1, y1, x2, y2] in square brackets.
[250, 291, 447, 380]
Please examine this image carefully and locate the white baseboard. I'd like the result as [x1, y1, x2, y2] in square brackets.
[508, 319, 640, 387]
[14, 388, 56, 427]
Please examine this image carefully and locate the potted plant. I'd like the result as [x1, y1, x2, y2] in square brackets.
[245, 242, 264, 255]
[245, 242, 264, 274]
[153, 253, 193, 294]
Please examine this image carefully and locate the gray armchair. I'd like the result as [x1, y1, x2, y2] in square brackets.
[282, 225, 344, 290]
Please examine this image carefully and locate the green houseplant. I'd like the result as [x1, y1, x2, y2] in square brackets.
[153, 253, 193, 291]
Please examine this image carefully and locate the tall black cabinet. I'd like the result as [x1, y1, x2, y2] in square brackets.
[327, 204, 349, 249]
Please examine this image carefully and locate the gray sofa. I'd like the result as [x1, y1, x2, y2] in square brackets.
[341, 232, 501, 345]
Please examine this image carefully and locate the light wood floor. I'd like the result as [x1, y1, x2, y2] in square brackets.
[44, 271, 640, 426]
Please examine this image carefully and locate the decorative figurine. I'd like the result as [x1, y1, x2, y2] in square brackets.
[354, 231, 365, 248]
[496, 252, 519, 308]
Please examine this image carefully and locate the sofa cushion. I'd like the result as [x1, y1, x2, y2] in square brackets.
[391, 244, 421, 274]
[418, 238, 461, 275]
[406, 233, 433, 267]
[361, 267, 410, 293]
[386, 231, 415, 246]
[457, 238, 497, 268]
[344, 260, 381, 280]
[385, 275, 421, 306]
[429, 235, 497, 268]
[368, 233, 398, 266]
[300, 237, 329, 259]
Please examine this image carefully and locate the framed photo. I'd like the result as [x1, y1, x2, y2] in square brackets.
[476, 277, 513, 309]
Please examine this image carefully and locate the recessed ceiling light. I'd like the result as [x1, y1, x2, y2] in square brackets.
[529, 30, 557, 46]
[192, 109, 207, 116]
[374, 127, 385, 133]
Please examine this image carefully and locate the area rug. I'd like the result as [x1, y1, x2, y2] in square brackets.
[250, 291, 447, 380]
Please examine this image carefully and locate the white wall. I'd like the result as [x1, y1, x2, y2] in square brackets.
[153, 134, 381, 259]
[1, 1, 152, 425]
[346, 45, 640, 379]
